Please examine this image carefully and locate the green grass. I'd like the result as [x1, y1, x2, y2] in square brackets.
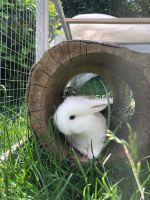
[0, 114, 150, 200]
[0, 105, 27, 155]
[0, 76, 150, 200]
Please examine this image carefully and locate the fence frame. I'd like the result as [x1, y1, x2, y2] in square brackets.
[65, 17, 150, 44]
[36, 0, 49, 61]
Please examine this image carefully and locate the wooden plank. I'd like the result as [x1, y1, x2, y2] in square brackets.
[66, 17, 150, 24]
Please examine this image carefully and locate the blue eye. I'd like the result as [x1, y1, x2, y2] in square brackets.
[69, 115, 76, 120]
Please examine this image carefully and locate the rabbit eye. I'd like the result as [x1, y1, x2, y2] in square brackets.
[69, 115, 76, 120]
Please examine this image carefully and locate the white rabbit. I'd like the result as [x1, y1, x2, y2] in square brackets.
[53, 96, 113, 159]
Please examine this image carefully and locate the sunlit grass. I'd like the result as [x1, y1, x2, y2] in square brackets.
[0, 76, 150, 199]
[0, 113, 150, 199]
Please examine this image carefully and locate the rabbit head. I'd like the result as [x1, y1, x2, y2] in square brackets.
[53, 96, 113, 136]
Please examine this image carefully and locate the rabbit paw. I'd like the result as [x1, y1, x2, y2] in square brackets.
[77, 146, 88, 156]
[87, 148, 100, 159]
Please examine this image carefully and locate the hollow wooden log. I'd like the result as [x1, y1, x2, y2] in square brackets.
[26, 40, 150, 161]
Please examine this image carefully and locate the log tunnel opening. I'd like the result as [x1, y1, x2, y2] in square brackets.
[53, 72, 135, 160]
[40, 54, 136, 161]
[63, 73, 135, 132]
[27, 40, 150, 161]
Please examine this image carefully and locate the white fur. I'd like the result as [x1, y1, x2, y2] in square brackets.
[53, 96, 113, 159]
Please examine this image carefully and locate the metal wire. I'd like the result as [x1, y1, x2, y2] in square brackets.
[0, 0, 36, 118]
[0, 0, 68, 119]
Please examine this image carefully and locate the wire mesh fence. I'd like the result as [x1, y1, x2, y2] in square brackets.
[0, 0, 36, 118]
[0, 0, 66, 119]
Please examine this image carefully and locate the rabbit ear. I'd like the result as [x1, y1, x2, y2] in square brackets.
[88, 97, 113, 113]
[90, 104, 108, 113]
